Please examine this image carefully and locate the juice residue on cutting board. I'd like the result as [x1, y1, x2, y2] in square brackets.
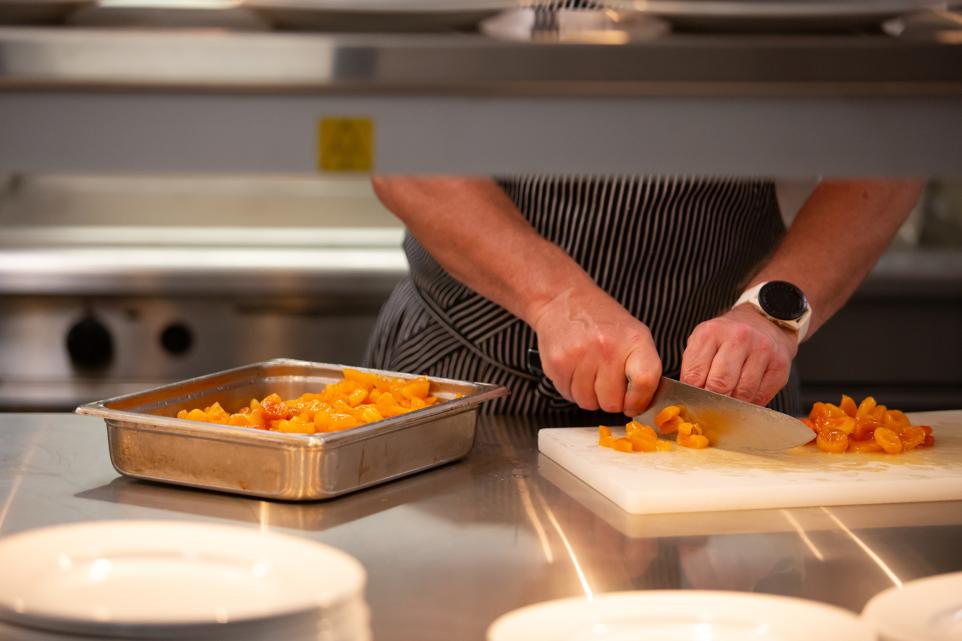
[584, 421, 958, 479]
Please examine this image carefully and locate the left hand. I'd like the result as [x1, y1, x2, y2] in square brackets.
[680, 305, 798, 406]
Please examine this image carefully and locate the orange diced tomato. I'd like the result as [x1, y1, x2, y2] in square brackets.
[816, 429, 849, 454]
[899, 425, 926, 451]
[655, 405, 682, 428]
[598, 426, 612, 444]
[806, 395, 932, 456]
[401, 377, 431, 400]
[874, 427, 903, 454]
[259, 393, 289, 421]
[343, 368, 378, 387]
[599, 404, 711, 455]
[848, 439, 883, 454]
[839, 394, 857, 417]
[174, 369, 441, 434]
[856, 396, 878, 418]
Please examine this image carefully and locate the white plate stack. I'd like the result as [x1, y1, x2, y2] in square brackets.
[0, 521, 370, 641]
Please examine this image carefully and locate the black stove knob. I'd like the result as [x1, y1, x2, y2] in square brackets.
[66, 316, 114, 371]
[160, 322, 193, 356]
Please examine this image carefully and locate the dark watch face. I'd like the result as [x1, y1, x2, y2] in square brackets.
[759, 281, 808, 321]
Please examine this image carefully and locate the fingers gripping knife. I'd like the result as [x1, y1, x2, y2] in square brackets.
[527, 348, 813, 452]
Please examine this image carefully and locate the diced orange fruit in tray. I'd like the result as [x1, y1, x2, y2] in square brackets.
[176, 369, 442, 435]
[598, 404, 711, 453]
[805, 394, 934, 454]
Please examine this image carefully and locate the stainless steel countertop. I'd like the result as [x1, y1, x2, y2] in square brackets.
[2, 412, 961, 640]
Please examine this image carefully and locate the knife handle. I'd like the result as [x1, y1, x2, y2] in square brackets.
[526, 348, 545, 376]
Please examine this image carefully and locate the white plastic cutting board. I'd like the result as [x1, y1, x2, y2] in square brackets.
[538, 410, 962, 515]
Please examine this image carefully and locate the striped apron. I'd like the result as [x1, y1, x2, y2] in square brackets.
[365, 176, 802, 416]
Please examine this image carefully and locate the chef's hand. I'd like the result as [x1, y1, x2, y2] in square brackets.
[531, 287, 662, 416]
[680, 304, 797, 406]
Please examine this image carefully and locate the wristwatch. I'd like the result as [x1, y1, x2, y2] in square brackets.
[733, 281, 812, 344]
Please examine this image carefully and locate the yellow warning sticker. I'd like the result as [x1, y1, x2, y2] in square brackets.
[317, 117, 374, 172]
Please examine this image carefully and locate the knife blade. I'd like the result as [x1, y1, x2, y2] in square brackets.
[525, 348, 812, 451]
[634, 377, 814, 452]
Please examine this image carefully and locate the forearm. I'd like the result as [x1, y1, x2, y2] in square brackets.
[371, 176, 595, 325]
[748, 179, 923, 336]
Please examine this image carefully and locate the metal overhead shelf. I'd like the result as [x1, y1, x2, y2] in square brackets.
[1, 25, 961, 175]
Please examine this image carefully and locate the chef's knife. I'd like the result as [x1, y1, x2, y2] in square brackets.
[634, 377, 814, 452]
[526, 348, 813, 452]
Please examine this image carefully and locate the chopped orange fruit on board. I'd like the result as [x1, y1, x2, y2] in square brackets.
[599, 421, 673, 453]
[599, 404, 713, 453]
[176, 369, 441, 435]
[806, 395, 934, 454]
[656, 404, 712, 449]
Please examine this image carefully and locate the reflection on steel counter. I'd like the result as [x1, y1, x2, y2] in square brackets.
[3, 412, 961, 641]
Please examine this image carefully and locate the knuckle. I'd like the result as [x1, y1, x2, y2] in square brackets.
[599, 398, 621, 414]
[595, 336, 614, 357]
[546, 349, 575, 372]
[638, 367, 660, 389]
[682, 365, 706, 382]
[730, 324, 752, 342]
[691, 321, 714, 339]
[706, 374, 735, 393]
[545, 353, 567, 373]
[754, 388, 776, 405]
[756, 336, 775, 355]
[578, 397, 600, 411]
[733, 384, 756, 401]
[686, 325, 703, 342]
[769, 355, 790, 375]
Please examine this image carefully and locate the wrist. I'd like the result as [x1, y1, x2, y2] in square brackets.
[520, 247, 597, 328]
[730, 303, 799, 350]
[733, 281, 812, 344]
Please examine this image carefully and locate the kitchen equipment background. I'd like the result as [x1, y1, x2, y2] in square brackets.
[0, 0, 92, 25]
[1, 174, 960, 411]
[538, 410, 962, 514]
[0, 175, 406, 411]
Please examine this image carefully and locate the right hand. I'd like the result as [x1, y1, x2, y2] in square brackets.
[529, 286, 662, 416]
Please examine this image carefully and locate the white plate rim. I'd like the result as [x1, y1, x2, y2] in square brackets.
[488, 590, 876, 641]
[601, 0, 946, 19]
[0, 520, 366, 636]
[862, 572, 962, 641]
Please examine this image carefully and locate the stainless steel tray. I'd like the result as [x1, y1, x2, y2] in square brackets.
[76, 359, 508, 501]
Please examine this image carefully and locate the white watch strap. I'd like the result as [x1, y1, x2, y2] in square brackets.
[733, 282, 764, 310]
[734, 282, 812, 344]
